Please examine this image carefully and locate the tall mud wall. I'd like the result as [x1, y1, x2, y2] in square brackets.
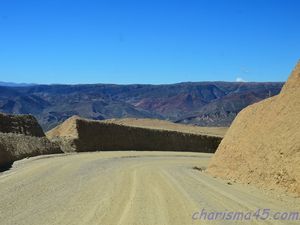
[53, 118, 222, 153]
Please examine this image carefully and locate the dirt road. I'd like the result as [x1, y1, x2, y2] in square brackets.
[0, 151, 299, 225]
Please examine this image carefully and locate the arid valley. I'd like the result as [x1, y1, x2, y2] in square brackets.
[0, 61, 299, 225]
[1, 1, 300, 224]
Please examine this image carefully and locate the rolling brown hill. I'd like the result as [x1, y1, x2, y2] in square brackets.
[104, 118, 228, 137]
[207, 61, 300, 195]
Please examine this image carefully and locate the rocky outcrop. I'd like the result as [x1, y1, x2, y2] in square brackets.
[47, 117, 223, 153]
[207, 61, 300, 195]
[0, 113, 62, 170]
[0, 113, 45, 137]
[0, 133, 61, 169]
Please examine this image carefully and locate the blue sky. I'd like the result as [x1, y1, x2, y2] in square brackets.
[0, 0, 299, 84]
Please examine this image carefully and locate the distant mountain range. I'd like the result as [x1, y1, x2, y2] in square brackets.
[0, 82, 283, 130]
[0, 81, 36, 87]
